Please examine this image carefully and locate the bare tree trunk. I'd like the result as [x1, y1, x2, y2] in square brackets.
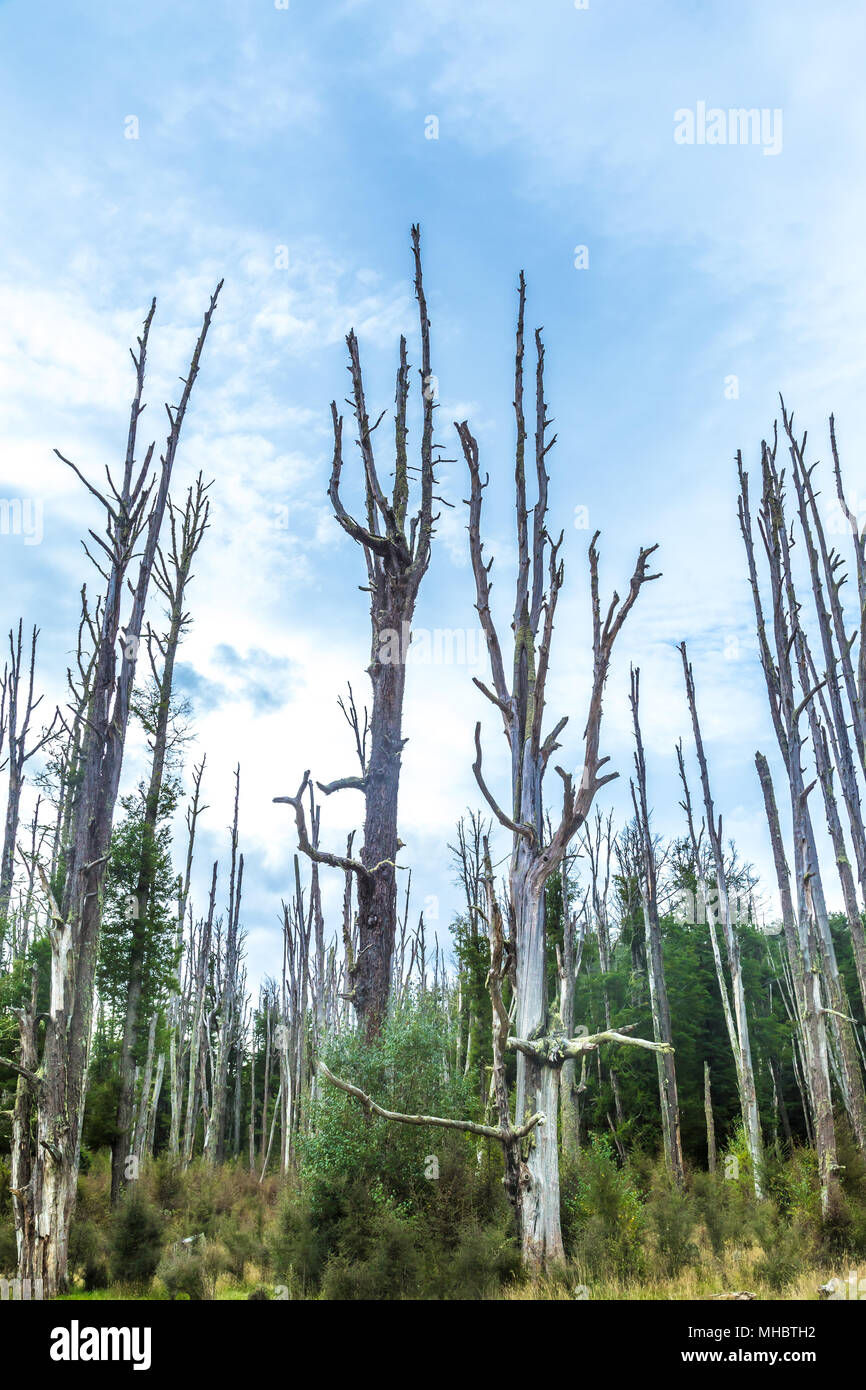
[132, 1013, 157, 1165]
[184, 863, 217, 1165]
[280, 228, 437, 1039]
[204, 769, 243, 1164]
[704, 1062, 717, 1174]
[680, 646, 763, 1198]
[630, 668, 684, 1186]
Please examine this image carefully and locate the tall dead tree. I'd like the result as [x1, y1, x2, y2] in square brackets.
[739, 427, 866, 1185]
[783, 408, 866, 1016]
[678, 648, 764, 1197]
[111, 475, 210, 1202]
[168, 754, 207, 1157]
[455, 274, 662, 1265]
[278, 227, 438, 1039]
[579, 808, 625, 1140]
[1, 287, 220, 1289]
[629, 668, 684, 1187]
[204, 766, 244, 1164]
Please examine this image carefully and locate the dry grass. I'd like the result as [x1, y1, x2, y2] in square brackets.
[502, 1234, 853, 1301]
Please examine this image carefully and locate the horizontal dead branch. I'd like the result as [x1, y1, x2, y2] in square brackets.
[318, 1060, 543, 1141]
[316, 775, 367, 796]
[0, 1056, 42, 1090]
[507, 1028, 674, 1067]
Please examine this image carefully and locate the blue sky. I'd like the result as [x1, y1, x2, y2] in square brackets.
[2, 0, 866, 983]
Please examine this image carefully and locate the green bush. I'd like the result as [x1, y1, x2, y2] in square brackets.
[69, 1218, 110, 1291]
[111, 1192, 163, 1287]
[753, 1205, 813, 1290]
[648, 1183, 699, 1276]
[321, 1205, 421, 1300]
[692, 1171, 732, 1259]
[157, 1240, 226, 1300]
[158, 1248, 207, 1301]
[304, 995, 478, 1210]
[562, 1136, 646, 1279]
[271, 1189, 324, 1286]
[0, 1219, 16, 1276]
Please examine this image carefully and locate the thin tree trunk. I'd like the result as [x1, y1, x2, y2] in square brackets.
[704, 1062, 717, 1174]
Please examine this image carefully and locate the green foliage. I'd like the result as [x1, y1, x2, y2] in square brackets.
[110, 1192, 163, 1287]
[0, 1213, 16, 1275]
[157, 1241, 226, 1300]
[752, 1204, 814, 1290]
[68, 1219, 110, 1291]
[692, 1171, 733, 1258]
[648, 1182, 700, 1276]
[97, 802, 180, 1040]
[286, 996, 520, 1297]
[304, 994, 479, 1206]
[271, 1187, 323, 1286]
[562, 1135, 646, 1278]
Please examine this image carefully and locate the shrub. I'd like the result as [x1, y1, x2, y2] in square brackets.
[271, 1188, 325, 1286]
[304, 994, 478, 1211]
[692, 1171, 732, 1259]
[648, 1183, 699, 1276]
[111, 1192, 163, 1287]
[0, 1220, 16, 1277]
[562, 1136, 645, 1280]
[321, 1205, 421, 1300]
[158, 1248, 207, 1301]
[157, 1240, 227, 1300]
[436, 1216, 521, 1299]
[753, 1206, 813, 1290]
[69, 1218, 110, 1291]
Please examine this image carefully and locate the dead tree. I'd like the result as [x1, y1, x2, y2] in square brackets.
[704, 1062, 717, 1174]
[579, 808, 625, 1140]
[455, 274, 661, 1266]
[204, 767, 244, 1164]
[678, 649, 763, 1197]
[278, 227, 439, 1039]
[448, 810, 492, 1097]
[0, 622, 58, 921]
[2, 286, 220, 1290]
[629, 668, 684, 1187]
[111, 475, 210, 1203]
[739, 430, 866, 1183]
[783, 408, 866, 1015]
[168, 755, 207, 1157]
[182, 860, 217, 1165]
